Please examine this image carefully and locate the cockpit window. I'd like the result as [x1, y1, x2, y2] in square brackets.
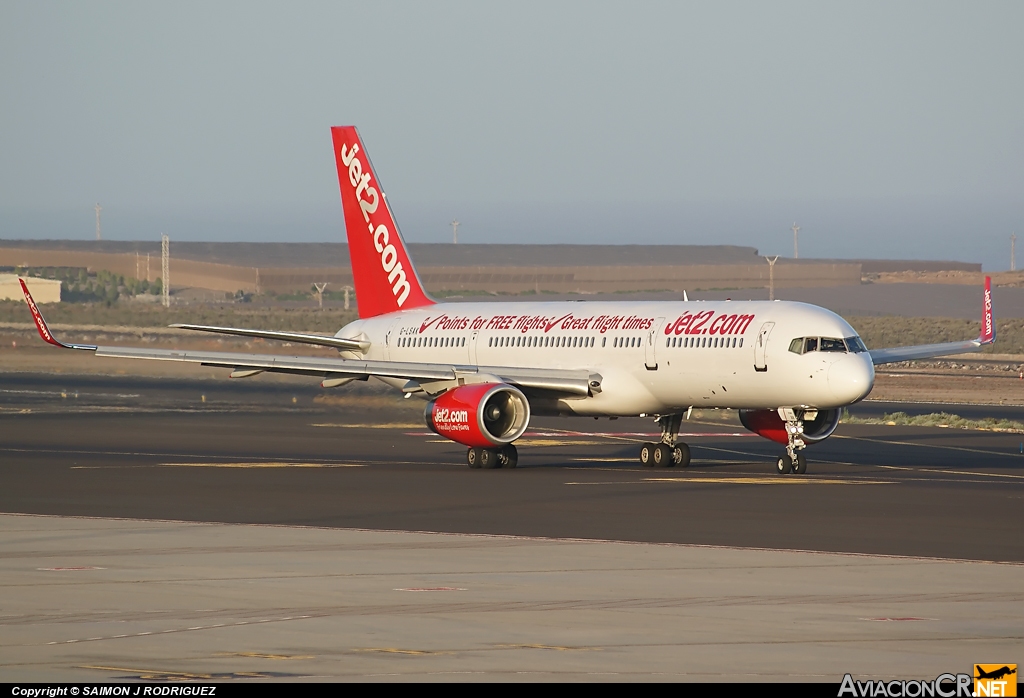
[844, 336, 868, 353]
[789, 336, 855, 354]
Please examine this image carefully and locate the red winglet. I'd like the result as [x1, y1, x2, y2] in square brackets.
[19, 278, 65, 348]
[980, 275, 995, 345]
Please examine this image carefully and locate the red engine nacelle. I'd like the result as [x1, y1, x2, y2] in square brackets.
[738, 409, 841, 445]
[425, 383, 531, 448]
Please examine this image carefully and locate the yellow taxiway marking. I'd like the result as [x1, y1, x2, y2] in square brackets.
[311, 422, 423, 429]
[878, 465, 1024, 480]
[496, 643, 602, 652]
[217, 652, 315, 660]
[160, 462, 366, 468]
[565, 476, 893, 486]
[353, 648, 451, 656]
[834, 433, 1024, 460]
[509, 439, 605, 447]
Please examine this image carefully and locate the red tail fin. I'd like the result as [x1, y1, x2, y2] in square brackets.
[331, 126, 433, 318]
[980, 275, 995, 344]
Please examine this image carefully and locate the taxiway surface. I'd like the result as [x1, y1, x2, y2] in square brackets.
[2, 373, 1022, 562]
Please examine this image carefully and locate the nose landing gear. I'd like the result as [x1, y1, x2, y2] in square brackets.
[777, 408, 809, 476]
[640, 413, 691, 468]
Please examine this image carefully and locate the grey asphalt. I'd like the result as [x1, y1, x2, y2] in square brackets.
[1, 373, 1022, 562]
[2, 373, 1023, 682]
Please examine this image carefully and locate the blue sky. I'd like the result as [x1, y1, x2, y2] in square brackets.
[1, 2, 1021, 268]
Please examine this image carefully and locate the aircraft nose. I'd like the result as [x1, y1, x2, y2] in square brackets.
[828, 353, 874, 403]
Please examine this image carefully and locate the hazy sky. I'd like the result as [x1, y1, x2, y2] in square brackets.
[1, 1, 1021, 268]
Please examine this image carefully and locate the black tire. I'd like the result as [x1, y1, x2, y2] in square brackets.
[467, 447, 482, 469]
[499, 444, 518, 469]
[639, 443, 654, 467]
[653, 443, 672, 467]
[776, 455, 793, 475]
[673, 443, 691, 468]
[793, 451, 807, 474]
[479, 448, 499, 469]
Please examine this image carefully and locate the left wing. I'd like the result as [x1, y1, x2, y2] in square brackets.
[867, 276, 995, 365]
[18, 279, 600, 397]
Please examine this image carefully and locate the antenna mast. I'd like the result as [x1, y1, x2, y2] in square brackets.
[1012, 234, 1017, 272]
[766, 256, 779, 301]
[791, 223, 800, 259]
[451, 219, 460, 244]
[95, 204, 102, 241]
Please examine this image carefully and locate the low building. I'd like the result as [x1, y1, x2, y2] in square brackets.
[0, 274, 62, 303]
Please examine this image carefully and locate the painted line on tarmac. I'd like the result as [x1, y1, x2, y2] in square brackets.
[834, 434, 1024, 459]
[160, 462, 367, 469]
[311, 422, 423, 429]
[565, 476, 893, 486]
[878, 465, 1024, 480]
[48, 614, 315, 646]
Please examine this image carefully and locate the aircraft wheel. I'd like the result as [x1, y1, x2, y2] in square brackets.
[499, 444, 518, 469]
[467, 447, 482, 469]
[792, 452, 807, 475]
[673, 443, 691, 468]
[479, 448, 499, 469]
[776, 455, 793, 475]
[639, 443, 655, 467]
[652, 443, 672, 467]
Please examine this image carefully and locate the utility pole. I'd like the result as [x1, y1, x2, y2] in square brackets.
[1012, 235, 1017, 272]
[313, 282, 328, 310]
[160, 234, 170, 308]
[766, 255, 779, 301]
[95, 204, 102, 241]
[340, 285, 354, 311]
[791, 223, 800, 259]
[451, 219, 460, 244]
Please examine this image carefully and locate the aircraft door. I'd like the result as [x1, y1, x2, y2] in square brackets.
[383, 319, 402, 360]
[645, 317, 666, 370]
[469, 330, 479, 365]
[754, 321, 775, 372]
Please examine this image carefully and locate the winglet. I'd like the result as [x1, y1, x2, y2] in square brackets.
[19, 278, 96, 351]
[980, 275, 995, 345]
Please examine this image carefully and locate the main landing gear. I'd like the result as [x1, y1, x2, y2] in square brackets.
[467, 444, 518, 469]
[776, 408, 809, 476]
[639, 413, 691, 468]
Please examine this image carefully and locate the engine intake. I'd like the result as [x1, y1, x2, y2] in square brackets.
[425, 383, 531, 448]
[738, 408, 841, 446]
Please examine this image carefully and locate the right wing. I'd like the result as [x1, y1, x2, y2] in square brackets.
[18, 279, 599, 397]
[867, 276, 995, 365]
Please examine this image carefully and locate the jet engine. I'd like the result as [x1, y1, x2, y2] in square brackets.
[425, 383, 531, 448]
[738, 408, 841, 445]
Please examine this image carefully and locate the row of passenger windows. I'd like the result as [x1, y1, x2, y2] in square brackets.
[490, 335, 597, 348]
[788, 336, 868, 355]
[398, 336, 466, 348]
[666, 336, 743, 348]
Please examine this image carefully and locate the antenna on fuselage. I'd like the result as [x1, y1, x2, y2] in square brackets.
[683, 290, 689, 302]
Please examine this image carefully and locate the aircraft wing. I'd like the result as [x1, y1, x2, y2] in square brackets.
[867, 276, 995, 366]
[169, 323, 371, 353]
[18, 279, 598, 397]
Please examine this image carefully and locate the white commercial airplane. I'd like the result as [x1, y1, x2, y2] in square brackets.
[19, 126, 996, 474]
